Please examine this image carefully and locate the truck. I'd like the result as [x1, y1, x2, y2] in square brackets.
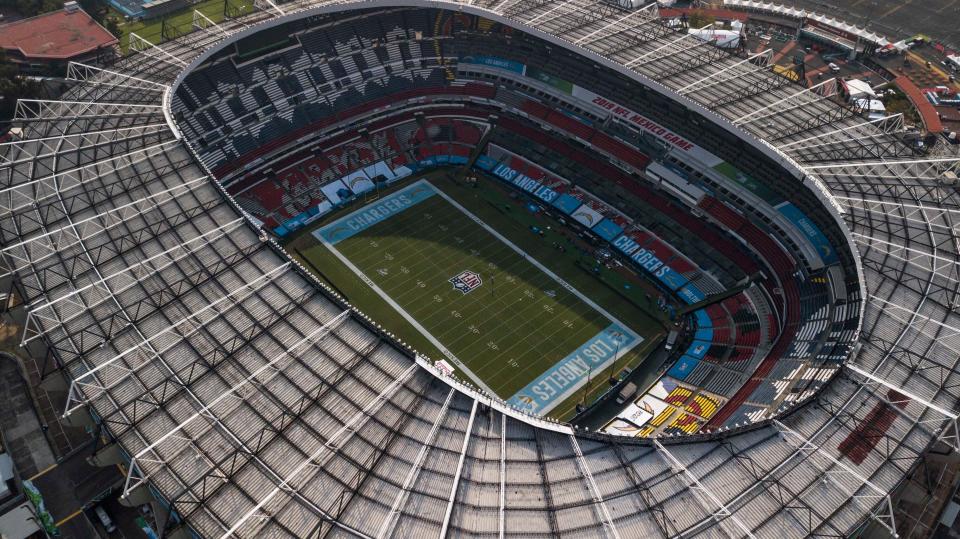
[616, 382, 638, 404]
[664, 329, 679, 351]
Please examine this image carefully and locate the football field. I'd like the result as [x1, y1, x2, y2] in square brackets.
[313, 179, 643, 414]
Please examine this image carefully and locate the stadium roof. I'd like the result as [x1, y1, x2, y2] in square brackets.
[2, 1, 959, 537]
[0, 8, 118, 61]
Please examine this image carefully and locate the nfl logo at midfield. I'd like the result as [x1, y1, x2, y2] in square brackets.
[449, 270, 483, 294]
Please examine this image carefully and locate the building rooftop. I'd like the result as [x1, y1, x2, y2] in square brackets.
[0, 8, 117, 61]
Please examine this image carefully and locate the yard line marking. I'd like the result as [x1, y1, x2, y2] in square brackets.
[429, 183, 643, 414]
[318, 179, 643, 411]
[322, 240, 496, 394]
[430, 183, 640, 341]
[345, 197, 605, 368]
[315, 181, 495, 395]
[344, 201, 575, 347]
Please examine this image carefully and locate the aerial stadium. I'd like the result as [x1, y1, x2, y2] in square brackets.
[1, 0, 959, 536]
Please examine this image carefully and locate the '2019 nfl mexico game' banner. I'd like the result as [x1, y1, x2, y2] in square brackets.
[507, 323, 640, 414]
[315, 180, 437, 244]
[570, 86, 723, 167]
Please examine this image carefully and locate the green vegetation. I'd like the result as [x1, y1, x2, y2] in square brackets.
[288, 173, 665, 420]
[115, 0, 253, 53]
[686, 10, 717, 30]
[0, 0, 62, 18]
[881, 87, 922, 125]
[5, 0, 125, 40]
[333, 193, 618, 398]
[0, 51, 41, 124]
[80, 0, 123, 38]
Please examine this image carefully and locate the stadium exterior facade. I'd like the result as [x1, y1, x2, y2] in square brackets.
[1, 0, 958, 537]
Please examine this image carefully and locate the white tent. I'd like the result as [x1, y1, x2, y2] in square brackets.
[688, 28, 741, 49]
[723, 0, 891, 46]
[845, 79, 876, 99]
[855, 98, 885, 112]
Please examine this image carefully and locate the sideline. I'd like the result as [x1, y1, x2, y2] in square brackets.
[315, 178, 643, 409]
[315, 181, 496, 394]
[432, 183, 642, 414]
[434, 182, 640, 339]
[319, 231, 496, 395]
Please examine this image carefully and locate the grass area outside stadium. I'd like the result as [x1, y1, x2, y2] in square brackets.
[286, 170, 668, 420]
[113, 0, 254, 53]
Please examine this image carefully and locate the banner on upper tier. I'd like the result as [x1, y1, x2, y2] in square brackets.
[315, 180, 436, 244]
[657, 267, 690, 292]
[592, 218, 624, 242]
[611, 234, 692, 293]
[487, 160, 561, 204]
[526, 66, 574, 94]
[776, 202, 839, 265]
[475, 155, 497, 171]
[570, 86, 722, 166]
[507, 323, 640, 413]
[677, 283, 706, 305]
[694, 326, 714, 343]
[343, 171, 375, 195]
[460, 55, 526, 75]
[320, 179, 350, 205]
[694, 309, 712, 329]
[552, 193, 582, 215]
[685, 340, 711, 360]
[571, 203, 603, 228]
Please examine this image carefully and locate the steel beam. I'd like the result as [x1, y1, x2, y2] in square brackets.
[846, 363, 959, 451]
[62, 263, 292, 417]
[2, 175, 209, 278]
[653, 439, 756, 538]
[570, 435, 621, 539]
[771, 420, 898, 537]
[439, 399, 478, 538]
[218, 363, 418, 538]
[377, 388, 456, 538]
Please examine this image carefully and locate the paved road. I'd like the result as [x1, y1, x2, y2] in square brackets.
[777, 0, 960, 48]
[0, 352, 137, 538]
[0, 353, 56, 479]
[29, 445, 123, 529]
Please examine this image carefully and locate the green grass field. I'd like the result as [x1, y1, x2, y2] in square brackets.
[290, 174, 665, 418]
[115, 0, 254, 53]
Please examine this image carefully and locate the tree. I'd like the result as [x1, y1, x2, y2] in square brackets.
[0, 50, 42, 126]
[687, 10, 716, 29]
[0, 0, 62, 17]
[78, 0, 123, 37]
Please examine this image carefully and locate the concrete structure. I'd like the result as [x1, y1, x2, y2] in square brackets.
[0, 7, 117, 74]
[2, 0, 959, 537]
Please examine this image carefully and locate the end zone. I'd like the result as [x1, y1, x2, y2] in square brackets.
[315, 179, 437, 245]
[507, 323, 641, 414]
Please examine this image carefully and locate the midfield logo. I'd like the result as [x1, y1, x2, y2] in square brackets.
[449, 270, 483, 294]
